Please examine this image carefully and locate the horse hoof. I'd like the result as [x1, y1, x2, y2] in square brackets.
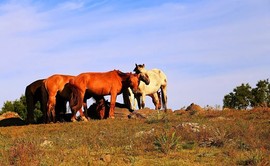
[81, 116, 88, 122]
[108, 116, 115, 119]
[71, 118, 77, 122]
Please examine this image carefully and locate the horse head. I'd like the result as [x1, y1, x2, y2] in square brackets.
[134, 63, 146, 74]
[128, 73, 150, 93]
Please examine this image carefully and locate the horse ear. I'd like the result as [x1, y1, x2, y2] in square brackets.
[135, 63, 138, 67]
[142, 64, 145, 67]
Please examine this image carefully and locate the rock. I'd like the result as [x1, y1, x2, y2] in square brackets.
[0, 111, 21, 120]
[186, 103, 204, 114]
[165, 109, 173, 113]
[134, 128, 155, 138]
[128, 108, 157, 119]
[114, 107, 131, 119]
[173, 109, 186, 115]
[175, 122, 206, 133]
[40, 140, 53, 148]
[0, 112, 26, 127]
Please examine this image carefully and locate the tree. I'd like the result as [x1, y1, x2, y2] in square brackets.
[251, 79, 270, 107]
[1, 95, 42, 121]
[223, 83, 252, 109]
[223, 92, 236, 109]
[1, 95, 27, 120]
[233, 83, 252, 109]
[223, 79, 270, 109]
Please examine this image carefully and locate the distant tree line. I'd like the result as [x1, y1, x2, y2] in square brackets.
[1, 79, 269, 119]
[223, 79, 270, 109]
[0, 95, 42, 121]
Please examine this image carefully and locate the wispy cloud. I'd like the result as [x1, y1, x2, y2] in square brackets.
[57, 1, 85, 11]
[0, 0, 269, 109]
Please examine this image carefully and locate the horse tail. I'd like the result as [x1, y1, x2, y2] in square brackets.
[160, 85, 167, 111]
[68, 83, 83, 112]
[25, 85, 35, 124]
[122, 88, 131, 110]
[40, 82, 49, 123]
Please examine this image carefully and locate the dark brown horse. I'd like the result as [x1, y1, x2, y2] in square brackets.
[25, 79, 47, 124]
[69, 70, 150, 119]
[87, 97, 109, 120]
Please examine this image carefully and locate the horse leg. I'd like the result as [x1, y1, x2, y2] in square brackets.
[123, 88, 131, 110]
[161, 85, 167, 110]
[71, 113, 77, 122]
[141, 93, 146, 109]
[129, 88, 137, 111]
[109, 93, 117, 119]
[47, 95, 56, 123]
[151, 92, 160, 110]
[125, 88, 137, 111]
[79, 107, 88, 122]
[78, 96, 88, 122]
[80, 97, 88, 121]
[69, 88, 85, 122]
[157, 91, 162, 109]
[135, 94, 141, 109]
[70, 111, 86, 122]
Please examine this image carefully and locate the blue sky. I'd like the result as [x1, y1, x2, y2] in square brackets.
[0, 0, 269, 110]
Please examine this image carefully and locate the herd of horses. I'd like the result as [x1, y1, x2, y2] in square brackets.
[25, 64, 167, 124]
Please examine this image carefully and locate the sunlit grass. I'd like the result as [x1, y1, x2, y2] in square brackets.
[0, 108, 270, 165]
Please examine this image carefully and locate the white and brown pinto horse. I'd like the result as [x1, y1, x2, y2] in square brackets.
[124, 64, 167, 110]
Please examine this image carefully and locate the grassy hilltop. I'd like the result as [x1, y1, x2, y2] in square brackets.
[0, 107, 270, 165]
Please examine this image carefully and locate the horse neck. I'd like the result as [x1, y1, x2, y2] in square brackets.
[116, 71, 131, 88]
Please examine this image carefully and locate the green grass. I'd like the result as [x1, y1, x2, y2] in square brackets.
[0, 108, 270, 165]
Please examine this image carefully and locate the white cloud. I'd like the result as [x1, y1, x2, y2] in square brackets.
[0, 0, 270, 110]
[57, 1, 85, 11]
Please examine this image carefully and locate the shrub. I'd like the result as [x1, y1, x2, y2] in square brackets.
[153, 131, 180, 154]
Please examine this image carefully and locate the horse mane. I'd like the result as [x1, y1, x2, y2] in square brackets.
[115, 70, 133, 80]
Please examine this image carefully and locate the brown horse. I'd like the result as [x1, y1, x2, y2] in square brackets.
[25, 79, 71, 124]
[43, 74, 88, 123]
[69, 70, 150, 119]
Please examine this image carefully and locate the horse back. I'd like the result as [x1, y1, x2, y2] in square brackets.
[26, 79, 44, 95]
[73, 71, 122, 95]
[44, 74, 74, 92]
[151, 69, 167, 86]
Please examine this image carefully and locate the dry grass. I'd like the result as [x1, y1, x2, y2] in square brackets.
[0, 108, 270, 165]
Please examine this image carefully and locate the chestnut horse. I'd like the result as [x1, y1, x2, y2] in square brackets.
[69, 70, 150, 119]
[25, 79, 70, 123]
[43, 74, 88, 123]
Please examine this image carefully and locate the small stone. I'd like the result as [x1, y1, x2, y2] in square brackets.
[100, 154, 111, 163]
